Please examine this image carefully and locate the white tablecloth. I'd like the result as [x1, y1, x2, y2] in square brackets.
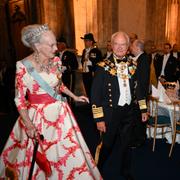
[147, 101, 180, 144]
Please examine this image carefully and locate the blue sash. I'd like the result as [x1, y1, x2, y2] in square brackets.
[22, 59, 66, 101]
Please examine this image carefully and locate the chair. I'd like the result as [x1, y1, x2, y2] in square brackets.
[161, 81, 177, 90]
[169, 100, 180, 157]
[161, 81, 178, 101]
[147, 95, 171, 151]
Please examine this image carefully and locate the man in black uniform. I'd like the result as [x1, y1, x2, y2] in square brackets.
[91, 31, 149, 180]
[56, 37, 78, 97]
[81, 33, 102, 98]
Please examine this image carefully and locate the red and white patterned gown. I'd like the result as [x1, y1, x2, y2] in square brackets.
[0, 57, 102, 180]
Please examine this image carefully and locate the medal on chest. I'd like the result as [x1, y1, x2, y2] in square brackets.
[116, 62, 129, 87]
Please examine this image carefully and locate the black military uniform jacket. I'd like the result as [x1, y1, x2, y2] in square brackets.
[81, 47, 102, 72]
[61, 50, 78, 73]
[91, 54, 150, 122]
[56, 50, 78, 90]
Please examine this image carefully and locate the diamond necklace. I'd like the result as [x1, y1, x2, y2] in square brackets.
[33, 53, 52, 73]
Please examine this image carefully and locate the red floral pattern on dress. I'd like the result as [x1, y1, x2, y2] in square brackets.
[15, 67, 27, 111]
[32, 83, 40, 93]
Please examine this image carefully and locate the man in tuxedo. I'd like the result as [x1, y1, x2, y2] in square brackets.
[154, 43, 178, 82]
[129, 39, 150, 148]
[171, 44, 180, 83]
[91, 31, 149, 180]
[171, 44, 180, 60]
[149, 45, 161, 64]
[81, 33, 102, 98]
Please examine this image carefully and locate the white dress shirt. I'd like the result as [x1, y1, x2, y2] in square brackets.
[105, 51, 113, 59]
[173, 52, 178, 59]
[82, 48, 92, 72]
[132, 52, 143, 62]
[116, 63, 131, 106]
[160, 53, 170, 76]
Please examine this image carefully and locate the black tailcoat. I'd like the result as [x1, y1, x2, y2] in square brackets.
[130, 52, 150, 146]
[57, 50, 78, 92]
[154, 53, 178, 82]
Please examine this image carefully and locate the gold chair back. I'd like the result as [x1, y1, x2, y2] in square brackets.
[147, 95, 171, 152]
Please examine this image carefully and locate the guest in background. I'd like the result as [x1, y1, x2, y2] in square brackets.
[0, 24, 101, 179]
[148, 44, 161, 88]
[81, 33, 102, 98]
[154, 43, 178, 82]
[103, 40, 113, 59]
[127, 33, 138, 57]
[171, 44, 180, 83]
[91, 31, 149, 180]
[171, 43, 180, 60]
[129, 39, 150, 148]
[56, 37, 78, 102]
[149, 44, 160, 63]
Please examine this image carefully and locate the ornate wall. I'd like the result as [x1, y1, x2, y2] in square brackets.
[0, 0, 16, 66]
[73, 0, 118, 54]
[38, 0, 75, 48]
[146, 0, 180, 50]
[97, 0, 118, 48]
[0, 0, 180, 66]
[118, 0, 180, 51]
[118, 0, 146, 40]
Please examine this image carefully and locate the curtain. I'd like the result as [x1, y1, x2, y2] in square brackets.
[165, 0, 180, 45]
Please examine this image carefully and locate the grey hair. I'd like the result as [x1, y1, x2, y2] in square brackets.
[111, 31, 130, 46]
[134, 39, 144, 51]
[21, 24, 49, 48]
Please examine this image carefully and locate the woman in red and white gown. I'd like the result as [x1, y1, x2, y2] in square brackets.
[0, 24, 102, 180]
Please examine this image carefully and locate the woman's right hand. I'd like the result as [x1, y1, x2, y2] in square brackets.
[73, 95, 89, 103]
[24, 120, 38, 139]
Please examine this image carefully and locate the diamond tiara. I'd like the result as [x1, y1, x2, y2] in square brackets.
[24, 24, 49, 42]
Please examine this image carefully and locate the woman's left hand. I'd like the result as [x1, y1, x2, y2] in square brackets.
[74, 96, 89, 103]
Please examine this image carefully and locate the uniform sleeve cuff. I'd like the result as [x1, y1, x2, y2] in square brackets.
[94, 118, 104, 123]
[92, 104, 104, 119]
[138, 99, 147, 110]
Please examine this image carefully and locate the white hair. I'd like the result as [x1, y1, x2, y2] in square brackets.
[21, 24, 49, 48]
[111, 31, 130, 46]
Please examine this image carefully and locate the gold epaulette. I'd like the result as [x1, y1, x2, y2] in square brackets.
[92, 104, 104, 119]
[138, 99, 147, 110]
[97, 59, 117, 76]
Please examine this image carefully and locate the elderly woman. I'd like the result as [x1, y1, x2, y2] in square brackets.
[0, 24, 101, 180]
